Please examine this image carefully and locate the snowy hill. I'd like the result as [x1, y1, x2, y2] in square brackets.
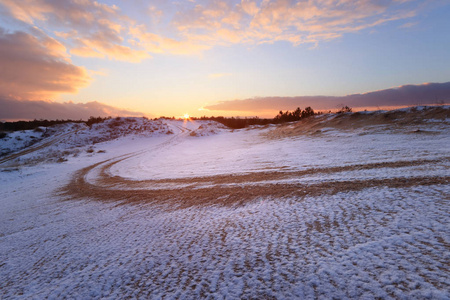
[0, 118, 229, 166]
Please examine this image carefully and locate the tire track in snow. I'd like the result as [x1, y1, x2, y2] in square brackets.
[60, 156, 450, 209]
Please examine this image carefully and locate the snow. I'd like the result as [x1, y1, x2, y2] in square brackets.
[0, 118, 185, 166]
[1, 109, 449, 299]
[111, 123, 449, 181]
[0, 128, 45, 156]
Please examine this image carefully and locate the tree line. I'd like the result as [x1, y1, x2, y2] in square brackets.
[1, 106, 351, 132]
[0, 116, 112, 132]
[192, 106, 319, 129]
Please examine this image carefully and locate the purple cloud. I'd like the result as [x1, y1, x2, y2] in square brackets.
[205, 82, 450, 114]
[0, 98, 144, 121]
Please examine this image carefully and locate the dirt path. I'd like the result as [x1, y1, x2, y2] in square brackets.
[61, 154, 450, 209]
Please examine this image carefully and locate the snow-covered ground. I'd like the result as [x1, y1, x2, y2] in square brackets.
[0, 127, 46, 157]
[1, 108, 449, 299]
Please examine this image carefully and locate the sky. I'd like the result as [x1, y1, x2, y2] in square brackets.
[0, 0, 450, 120]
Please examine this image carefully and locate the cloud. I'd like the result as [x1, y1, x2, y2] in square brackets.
[71, 33, 151, 62]
[170, 0, 422, 48]
[0, 28, 90, 100]
[399, 21, 418, 28]
[0, 98, 144, 121]
[129, 24, 211, 56]
[0, 0, 150, 62]
[0, 0, 429, 60]
[204, 82, 450, 114]
[130, 0, 426, 55]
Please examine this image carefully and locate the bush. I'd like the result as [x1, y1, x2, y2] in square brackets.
[0, 132, 7, 139]
[57, 157, 68, 163]
[86, 116, 110, 127]
[337, 106, 352, 113]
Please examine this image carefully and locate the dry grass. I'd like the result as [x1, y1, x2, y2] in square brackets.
[266, 106, 450, 138]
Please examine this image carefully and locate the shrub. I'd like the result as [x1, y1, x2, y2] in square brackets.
[337, 106, 352, 113]
[57, 157, 68, 163]
[108, 119, 124, 128]
[86, 116, 110, 127]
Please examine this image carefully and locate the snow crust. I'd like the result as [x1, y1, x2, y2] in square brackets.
[1, 109, 449, 299]
[0, 118, 227, 166]
[0, 128, 45, 156]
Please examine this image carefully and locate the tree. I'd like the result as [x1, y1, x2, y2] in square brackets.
[302, 106, 314, 118]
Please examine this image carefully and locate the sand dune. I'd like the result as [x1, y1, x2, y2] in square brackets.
[1, 106, 449, 299]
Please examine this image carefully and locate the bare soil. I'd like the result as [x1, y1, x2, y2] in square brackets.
[60, 156, 450, 210]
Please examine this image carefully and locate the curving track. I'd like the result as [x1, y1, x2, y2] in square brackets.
[61, 121, 450, 208]
[62, 154, 450, 209]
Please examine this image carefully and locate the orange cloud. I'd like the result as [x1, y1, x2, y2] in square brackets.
[0, 0, 149, 63]
[129, 25, 210, 56]
[0, 29, 90, 100]
[0, 0, 427, 60]
[171, 0, 421, 47]
[0, 0, 432, 64]
[71, 32, 151, 62]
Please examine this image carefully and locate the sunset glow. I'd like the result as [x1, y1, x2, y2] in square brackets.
[0, 0, 449, 121]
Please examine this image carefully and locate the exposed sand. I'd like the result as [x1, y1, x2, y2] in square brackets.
[60, 155, 450, 210]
